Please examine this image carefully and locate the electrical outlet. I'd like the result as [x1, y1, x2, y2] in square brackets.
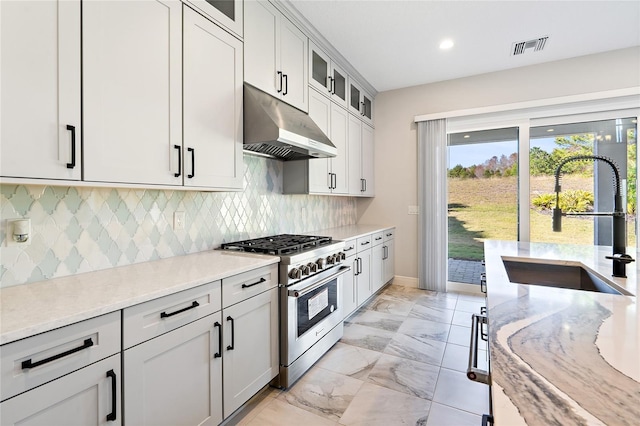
[408, 205, 419, 215]
[173, 211, 185, 230]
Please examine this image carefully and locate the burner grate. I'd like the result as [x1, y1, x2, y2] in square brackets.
[220, 234, 333, 255]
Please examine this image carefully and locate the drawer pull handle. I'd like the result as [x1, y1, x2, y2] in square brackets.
[241, 277, 266, 289]
[344, 247, 354, 252]
[214, 322, 222, 358]
[386, 233, 393, 237]
[361, 241, 370, 246]
[375, 236, 382, 240]
[174, 144, 181, 177]
[21, 338, 94, 370]
[226, 316, 235, 351]
[160, 301, 199, 319]
[106, 369, 117, 421]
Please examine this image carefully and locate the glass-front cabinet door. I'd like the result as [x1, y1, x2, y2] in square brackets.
[184, 0, 243, 37]
[349, 80, 373, 125]
[331, 63, 348, 109]
[309, 41, 349, 109]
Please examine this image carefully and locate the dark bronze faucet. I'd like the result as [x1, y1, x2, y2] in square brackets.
[552, 155, 635, 278]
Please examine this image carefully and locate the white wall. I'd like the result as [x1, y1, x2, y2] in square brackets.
[358, 47, 640, 281]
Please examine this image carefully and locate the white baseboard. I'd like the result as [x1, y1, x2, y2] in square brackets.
[390, 276, 419, 288]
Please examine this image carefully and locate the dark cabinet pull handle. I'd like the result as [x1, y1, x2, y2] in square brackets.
[226, 316, 235, 350]
[386, 233, 393, 237]
[214, 322, 222, 358]
[331, 75, 335, 94]
[363, 179, 367, 192]
[344, 246, 354, 252]
[242, 277, 266, 289]
[187, 147, 195, 178]
[106, 369, 117, 421]
[66, 125, 76, 169]
[174, 145, 182, 177]
[327, 76, 332, 93]
[22, 338, 93, 369]
[283, 74, 288, 96]
[361, 101, 365, 116]
[160, 301, 199, 319]
[333, 173, 337, 189]
[353, 258, 359, 276]
[359, 257, 363, 274]
[277, 71, 283, 93]
[361, 241, 370, 246]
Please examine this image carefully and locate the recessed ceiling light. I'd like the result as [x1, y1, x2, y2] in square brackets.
[439, 39, 454, 50]
[547, 128, 554, 132]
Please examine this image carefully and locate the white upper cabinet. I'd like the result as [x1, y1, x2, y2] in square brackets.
[183, 0, 243, 37]
[349, 79, 374, 125]
[1, 0, 81, 180]
[82, 0, 183, 186]
[309, 41, 349, 109]
[348, 115, 375, 197]
[183, 6, 243, 190]
[244, 0, 308, 112]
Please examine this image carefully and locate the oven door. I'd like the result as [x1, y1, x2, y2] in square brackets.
[282, 265, 349, 365]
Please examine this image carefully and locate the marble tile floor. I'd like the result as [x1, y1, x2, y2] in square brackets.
[232, 285, 489, 426]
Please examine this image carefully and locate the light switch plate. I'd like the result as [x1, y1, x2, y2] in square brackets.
[408, 205, 419, 215]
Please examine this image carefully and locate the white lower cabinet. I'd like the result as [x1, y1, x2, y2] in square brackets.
[124, 312, 223, 426]
[383, 238, 396, 284]
[1, 354, 121, 426]
[342, 252, 358, 319]
[371, 242, 385, 293]
[222, 287, 279, 417]
[355, 249, 372, 306]
[0, 312, 121, 425]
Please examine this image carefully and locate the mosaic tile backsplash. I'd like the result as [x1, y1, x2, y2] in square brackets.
[0, 155, 357, 287]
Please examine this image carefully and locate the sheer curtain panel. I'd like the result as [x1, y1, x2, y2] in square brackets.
[417, 119, 447, 291]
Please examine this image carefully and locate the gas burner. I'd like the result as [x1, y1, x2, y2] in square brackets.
[220, 234, 333, 256]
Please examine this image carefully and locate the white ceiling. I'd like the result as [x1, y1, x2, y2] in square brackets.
[287, 0, 640, 93]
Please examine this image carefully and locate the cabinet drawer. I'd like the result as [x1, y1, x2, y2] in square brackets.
[384, 228, 395, 242]
[123, 281, 221, 349]
[356, 235, 372, 252]
[222, 265, 278, 308]
[343, 239, 357, 255]
[1, 312, 120, 402]
[372, 232, 384, 246]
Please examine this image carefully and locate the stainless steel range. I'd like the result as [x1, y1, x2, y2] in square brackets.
[220, 234, 349, 388]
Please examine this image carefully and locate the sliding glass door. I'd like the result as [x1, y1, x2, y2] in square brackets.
[445, 111, 638, 287]
[447, 128, 519, 285]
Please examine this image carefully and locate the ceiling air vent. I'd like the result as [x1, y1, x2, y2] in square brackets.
[511, 36, 549, 56]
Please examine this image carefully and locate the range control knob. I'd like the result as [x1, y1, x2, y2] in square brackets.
[288, 268, 302, 279]
[316, 258, 327, 269]
[338, 252, 346, 261]
[307, 262, 318, 273]
[301, 265, 311, 276]
[327, 254, 336, 265]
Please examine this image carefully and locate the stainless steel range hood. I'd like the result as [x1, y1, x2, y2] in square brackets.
[243, 83, 336, 160]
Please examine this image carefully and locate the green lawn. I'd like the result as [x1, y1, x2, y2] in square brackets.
[448, 176, 636, 261]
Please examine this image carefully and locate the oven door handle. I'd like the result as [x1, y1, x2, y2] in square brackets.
[287, 266, 350, 298]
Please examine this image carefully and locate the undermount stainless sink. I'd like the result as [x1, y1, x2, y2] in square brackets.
[501, 257, 631, 296]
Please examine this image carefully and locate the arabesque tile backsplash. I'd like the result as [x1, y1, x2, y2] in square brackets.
[0, 155, 357, 288]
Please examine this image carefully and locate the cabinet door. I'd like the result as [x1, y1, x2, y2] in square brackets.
[307, 89, 332, 194]
[362, 91, 374, 124]
[330, 104, 349, 194]
[83, 0, 182, 185]
[356, 250, 372, 306]
[223, 288, 278, 417]
[183, 0, 243, 37]
[361, 124, 375, 196]
[348, 114, 363, 195]
[383, 239, 395, 284]
[349, 80, 363, 116]
[371, 243, 384, 293]
[309, 41, 331, 95]
[1, 355, 121, 426]
[244, 0, 279, 98]
[330, 62, 349, 109]
[0, 0, 81, 180]
[124, 313, 223, 426]
[279, 17, 308, 112]
[342, 256, 358, 319]
[183, 6, 243, 190]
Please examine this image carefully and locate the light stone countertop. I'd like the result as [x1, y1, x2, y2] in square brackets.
[484, 240, 639, 426]
[0, 251, 279, 345]
[310, 224, 395, 242]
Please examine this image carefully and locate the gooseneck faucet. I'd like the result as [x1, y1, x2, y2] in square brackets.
[552, 154, 635, 278]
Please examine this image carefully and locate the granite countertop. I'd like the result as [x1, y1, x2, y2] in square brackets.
[484, 240, 639, 425]
[311, 224, 395, 241]
[0, 251, 279, 345]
